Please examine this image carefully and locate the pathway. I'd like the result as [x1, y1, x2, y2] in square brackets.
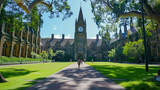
[27, 63, 125, 90]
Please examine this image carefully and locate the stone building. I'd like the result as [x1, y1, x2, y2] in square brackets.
[0, 20, 41, 58]
[110, 19, 160, 61]
[41, 7, 107, 60]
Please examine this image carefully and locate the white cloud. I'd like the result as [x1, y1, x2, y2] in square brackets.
[90, 36, 96, 39]
[54, 35, 61, 38]
[53, 27, 56, 30]
[65, 34, 72, 39]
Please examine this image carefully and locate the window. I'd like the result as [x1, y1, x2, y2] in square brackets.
[79, 37, 83, 43]
[78, 47, 83, 51]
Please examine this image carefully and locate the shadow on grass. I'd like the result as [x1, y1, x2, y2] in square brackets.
[0, 68, 37, 78]
[11, 64, 160, 90]
[89, 64, 160, 90]
[125, 82, 158, 90]
[89, 65, 159, 80]
[14, 77, 46, 90]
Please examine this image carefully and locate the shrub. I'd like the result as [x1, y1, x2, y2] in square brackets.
[0, 56, 51, 64]
[48, 49, 54, 59]
[40, 51, 48, 59]
[31, 52, 42, 59]
[55, 50, 65, 61]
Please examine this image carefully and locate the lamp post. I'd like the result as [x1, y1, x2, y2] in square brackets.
[141, 0, 149, 71]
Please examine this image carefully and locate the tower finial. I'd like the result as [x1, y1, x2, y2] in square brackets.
[78, 7, 84, 22]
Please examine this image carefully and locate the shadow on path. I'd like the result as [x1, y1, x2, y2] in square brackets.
[27, 63, 125, 90]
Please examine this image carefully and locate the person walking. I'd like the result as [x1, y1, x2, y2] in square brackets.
[77, 59, 81, 69]
[81, 60, 83, 64]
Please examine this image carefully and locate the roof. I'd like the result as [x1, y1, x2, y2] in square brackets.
[41, 38, 102, 47]
[41, 38, 50, 46]
[110, 26, 138, 44]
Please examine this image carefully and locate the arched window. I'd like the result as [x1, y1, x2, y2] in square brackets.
[4, 24, 10, 33]
[13, 45, 19, 57]
[79, 37, 83, 43]
[29, 34, 31, 42]
[21, 46, 25, 57]
[2, 43, 7, 56]
[22, 31, 26, 40]
[15, 31, 19, 37]
[27, 48, 30, 57]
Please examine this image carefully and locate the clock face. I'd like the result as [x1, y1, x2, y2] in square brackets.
[78, 26, 83, 32]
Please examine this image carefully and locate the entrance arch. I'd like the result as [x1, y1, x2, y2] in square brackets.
[78, 53, 84, 60]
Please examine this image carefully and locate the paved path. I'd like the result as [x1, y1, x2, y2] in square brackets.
[27, 63, 125, 90]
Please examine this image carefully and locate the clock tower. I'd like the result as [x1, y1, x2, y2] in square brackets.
[74, 7, 87, 60]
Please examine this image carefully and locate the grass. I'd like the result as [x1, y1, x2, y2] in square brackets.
[0, 56, 51, 64]
[87, 62, 160, 90]
[0, 62, 73, 90]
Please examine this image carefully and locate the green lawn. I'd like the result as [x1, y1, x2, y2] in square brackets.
[0, 62, 73, 90]
[87, 62, 160, 90]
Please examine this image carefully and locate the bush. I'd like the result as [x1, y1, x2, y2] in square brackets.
[31, 52, 42, 59]
[55, 50, 65, 61]
[127, 57, 136, 63]
[40, 51, 48, 59]
[0, 56, 51, 64]
[48, 49, 54, 59]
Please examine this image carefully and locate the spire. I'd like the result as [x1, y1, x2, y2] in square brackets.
[78, 7, 84, 22]
[75, 19, 77, 24]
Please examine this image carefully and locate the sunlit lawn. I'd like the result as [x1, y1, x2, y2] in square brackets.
[87, 62, 160, 90]
[0, 62, 73, 90]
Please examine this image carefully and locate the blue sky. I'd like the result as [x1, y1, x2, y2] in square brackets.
[40, 0, 100, 39]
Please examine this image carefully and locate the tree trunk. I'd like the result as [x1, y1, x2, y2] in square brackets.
[0, 73, 7, 83]
[0, 0, 5, 14]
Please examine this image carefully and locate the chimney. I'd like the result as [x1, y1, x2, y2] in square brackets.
[96, 34, 99, 40]
[51, 34, 54, 39]
[62, 34, 65, 39]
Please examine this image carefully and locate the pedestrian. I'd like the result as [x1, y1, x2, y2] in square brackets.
[81, 60, 83, 64]
[70, 59, 72, 62]
[92, 59, 93, 63]
[77, 59, 81, 69]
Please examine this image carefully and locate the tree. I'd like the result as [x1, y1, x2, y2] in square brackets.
[55, 50, 65, 61]
[48, 48, 54, 59]
[99, 24, 112, 60]
[86, 0, 160, 27]
[0, 0, 73, 21]
[40, 51, 48, 59]
[108, 48, 116, 58]
[123, 39, 144, 62]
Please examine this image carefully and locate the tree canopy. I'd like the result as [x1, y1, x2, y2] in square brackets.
[87, 0, 160, 27]
[123, 39, 144, 60]
[0, 0, 73, 20]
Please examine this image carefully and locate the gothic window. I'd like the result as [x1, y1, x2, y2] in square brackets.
[21, 46, 25, 57]
[4, 24, 10, 33]
[22, 31, 26, 40]
[2, 43, 7, 56]
[78, 47, 83, 51]
[78, 37, 83, 43]
[27, 48, 30, 57]
[15, 31, 19, 37]
[29, 34, 31, 42]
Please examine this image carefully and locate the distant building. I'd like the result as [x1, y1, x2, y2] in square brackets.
[41, 7, 107, 60]
[0, 19, 41, 58]
[110, 18, 160, 61]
